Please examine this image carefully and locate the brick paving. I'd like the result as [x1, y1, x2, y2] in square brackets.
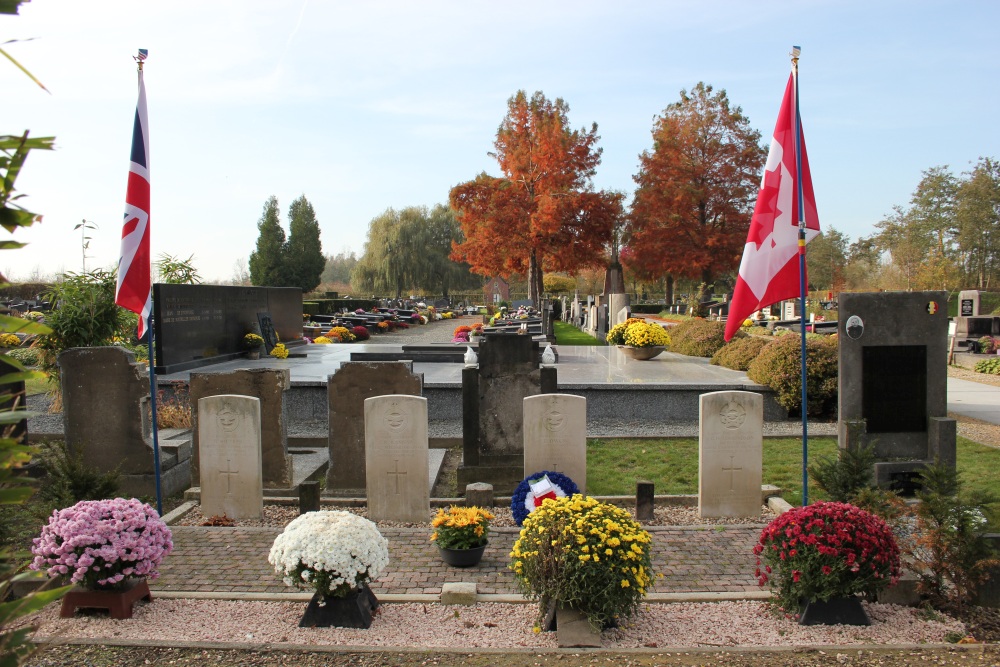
[153, 524, 764, 597]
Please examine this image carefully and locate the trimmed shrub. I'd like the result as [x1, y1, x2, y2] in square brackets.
[668, 319, 733, 357]
[974, 357, 1000, 375]
[746, 333, 838, 417]
[710, 335, 770, 371]
[5, 346, 41, 367]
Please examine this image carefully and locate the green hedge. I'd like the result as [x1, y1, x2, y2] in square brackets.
[668, 319, 732, 357]
[710, 335, 770, 371]
[629, 304, 668, 315]
[747, 333, 839, 417]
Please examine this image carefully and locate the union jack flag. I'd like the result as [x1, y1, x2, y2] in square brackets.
[115, 59, 152, 339]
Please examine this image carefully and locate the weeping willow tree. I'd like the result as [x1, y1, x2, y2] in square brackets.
[351, 205, 479, 298]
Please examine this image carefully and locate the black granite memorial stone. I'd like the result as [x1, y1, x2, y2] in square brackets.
[838, 291, 956, 489]
[862, 345, 927, 433]
[152, 284, 303, 373]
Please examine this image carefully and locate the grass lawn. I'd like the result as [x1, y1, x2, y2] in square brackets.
[587, 436, 1000, 522]
[553, 321, 602, 346]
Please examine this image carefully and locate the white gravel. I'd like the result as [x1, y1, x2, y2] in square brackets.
[23, 599, 964, 649]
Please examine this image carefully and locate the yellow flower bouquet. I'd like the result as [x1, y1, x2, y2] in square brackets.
[430, 506, 494, 550]
[622, 321, 670, 348]
[509, 494, 654, 630]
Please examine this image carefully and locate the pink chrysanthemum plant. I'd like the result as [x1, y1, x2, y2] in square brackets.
[753, 501, 901, 613]
[30, 498, 174, 591]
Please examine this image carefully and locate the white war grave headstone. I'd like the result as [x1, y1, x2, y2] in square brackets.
[365, 395, 430, 523]
[698, 390, 762, 518]
[198, 395, 263, 520]
[523, 394, 587, 493]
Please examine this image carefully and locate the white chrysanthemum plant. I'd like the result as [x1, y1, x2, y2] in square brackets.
[268, 511, 389, 599]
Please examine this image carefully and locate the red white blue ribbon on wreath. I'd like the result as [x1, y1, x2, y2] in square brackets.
[511, 471, 580, 526]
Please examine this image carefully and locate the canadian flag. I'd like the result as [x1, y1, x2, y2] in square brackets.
[724, 73, 820, 341]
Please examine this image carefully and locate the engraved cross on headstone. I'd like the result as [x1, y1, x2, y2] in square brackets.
[219, 459, 239, 495]
[387, 459, 406, 495]
[722, 455, 742, 493]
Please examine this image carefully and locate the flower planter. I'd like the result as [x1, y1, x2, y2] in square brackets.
[247, 349, 261, 360]
[619, 345, 665, 361]
[299, 584, 380, 628]
[438, 543, 487, 568]
[60, 578, 152, 619]
[798, 595, 871, 626]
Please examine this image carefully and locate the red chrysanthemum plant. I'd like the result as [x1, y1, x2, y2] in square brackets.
[753, 501, 901, 613]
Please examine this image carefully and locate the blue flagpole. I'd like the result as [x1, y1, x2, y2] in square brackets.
[146, 314, 163, 516]
[792, 46, 809, 506]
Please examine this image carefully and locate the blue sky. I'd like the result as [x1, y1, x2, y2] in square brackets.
[4, 1, 998, 283]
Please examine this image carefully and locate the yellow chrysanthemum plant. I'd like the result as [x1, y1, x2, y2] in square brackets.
[430, 505, 495, 550]
[326, 326, 355, 343]
[269, 342, 289, 359]
[622, 321, 670, 349]
[605, 318, 645, 346]
[509, 494, 655, 631]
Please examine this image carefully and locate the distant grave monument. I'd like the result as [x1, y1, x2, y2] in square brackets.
[523, 394, 587, 492]
[326, 361, 423, 495]
[698, 390, 763, 518]
[189, 368, 292, 488]
[198, 395, 262, 520]
[365, 394, 429, 523]
[838, 291, 956, 493]
[458, 335, 557, 493]
[58, 347, 191, 497]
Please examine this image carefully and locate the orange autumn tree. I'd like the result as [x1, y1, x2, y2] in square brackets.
[450, 91, 619, 305]
[625, 82, 766, 307]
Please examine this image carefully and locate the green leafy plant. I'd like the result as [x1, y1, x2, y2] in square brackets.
[667, 318, 731, 357]
[746, 333, 839, 417]
[510, 495, 654, 631]
[808, 443, 877, 503]
[36, 269, 134, 392]
[974, 357, 1000, 375]
[906, 463, 1000, 613]
[34, 441, 121, 508]
[155, 252, 202, 285]
[710, 335, 769, 371]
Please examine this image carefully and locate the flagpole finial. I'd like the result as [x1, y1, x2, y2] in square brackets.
[790, 45, 801, 71]
[134, 48, 148, 72]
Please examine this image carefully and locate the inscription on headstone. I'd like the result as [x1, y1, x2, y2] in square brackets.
[198, 395, 263, 520]
[365, 395, 429, 523]
[523, 394, 586, 492]
[698, 391, 763, 518]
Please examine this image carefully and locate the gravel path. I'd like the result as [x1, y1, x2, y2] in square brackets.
[23, 599, 965, 650]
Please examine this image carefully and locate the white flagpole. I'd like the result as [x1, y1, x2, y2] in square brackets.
[791, 46, 810, 506]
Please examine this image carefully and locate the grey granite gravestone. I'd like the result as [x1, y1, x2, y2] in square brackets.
[698, 390, 763, 518]
[458, 335, 557, 494]
[838, 291, 956, 492]
[325, 361, 423, 495]
[523, 394, 587, 492]
[365, 394, 429, 523]
[58, 347, 191, 497]
[198, 395, 262, 520]
[189, 368, 292, 488]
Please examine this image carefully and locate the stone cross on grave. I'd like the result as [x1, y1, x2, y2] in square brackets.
[722, 456, 742, 493]
[219, 459, 239, 495]
[387, 459, 406, 495]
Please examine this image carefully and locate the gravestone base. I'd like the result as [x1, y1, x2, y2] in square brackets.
[120, 460, 191, 498]
[457, 454, 524, 495]
[874, 461, 928, 495]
